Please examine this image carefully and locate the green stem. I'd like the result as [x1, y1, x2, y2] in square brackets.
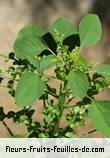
[48, 48, 57, 57]
[43, 38, 57, 57]
[54, 81, 67, 133]
[2, 120, 14, 137]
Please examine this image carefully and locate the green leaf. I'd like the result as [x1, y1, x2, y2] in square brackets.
[39, 133, 49, 138]
[25, 55, 41, 72]
[79, 14, 102, 47]
[40, 55, 57, 71]
[14, 36, 47, 60]
[65, 132, 76, 138]
[15, 72, 45, 107]
[17, 25, 46, 38]
[51, 17, 77, 40]
[89, 101, 110, 137]
[96, 64, 110, 78]
[68, 70, 89, 97]
[14, 25, 47, 66]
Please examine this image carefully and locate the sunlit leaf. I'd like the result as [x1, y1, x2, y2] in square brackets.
[51, 17, 77, 40]
[96, 64, 110, 78]
[15, 72, 45, 107]
[79, 14, 102, 47]
[68, 70, 89, 97]
[89, 101, 110, 137]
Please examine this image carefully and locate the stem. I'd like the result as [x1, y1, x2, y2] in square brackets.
[48, 48, 57, 57]
[88, 129, 96, 134]
[2, 121, 14, 137]
[87, 95, 94, 102]
[43, 99, 46, 108]
[66, 97, 74, 105]
[79, 129, 97, 138]
[43, 38, 57, 58]
[45, 90, 59, 98]
[54, 81, 67, 133]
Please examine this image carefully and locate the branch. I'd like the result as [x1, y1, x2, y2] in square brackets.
[2, 121, 14, 137]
